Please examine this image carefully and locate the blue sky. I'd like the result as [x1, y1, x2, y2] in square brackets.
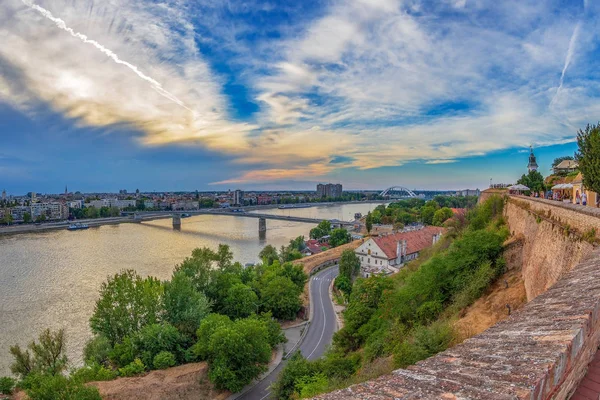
[0, 0, 595, 194]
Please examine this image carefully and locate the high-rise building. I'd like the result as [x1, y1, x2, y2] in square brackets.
[316, 183, 343, 198]
[1, 189, 6, 201]
[528, 146, 538, 172]
[233, 190, 244, 206]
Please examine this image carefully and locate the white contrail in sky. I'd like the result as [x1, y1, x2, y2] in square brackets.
[20, 0, 193, 112]
[551, 22, 581, 107]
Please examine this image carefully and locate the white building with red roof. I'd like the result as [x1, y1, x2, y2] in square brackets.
[354, 226, 444, 277]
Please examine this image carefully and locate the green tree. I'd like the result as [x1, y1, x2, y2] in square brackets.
[23, 213, 32, 223]
[365, 211, 373, 234]
[206, 318, 272, 392]
[10, 329, 68, 379]
[310, 220, 332, 239]
[174, 247, 216, 293]
[193, 314, 233, 361]
[163, 272, 211, 340]
[258, 245, 279, 266]
[1, 212, 13, 225]
[432, 207, 454, 226]
[132, 323, 184, 369]
[517, 170, 546, 193]
[83, 335, 112, 366]
[223, 283, 259, 319]
[90, 270, 164, 345]
[576, 123, 600, 195]
[272, 352, 318, 400]
[329, 228, 351, 247]
[260, 276, 302, 320]
[338, 249, 360, 281]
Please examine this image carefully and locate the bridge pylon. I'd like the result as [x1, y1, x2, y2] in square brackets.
[172, 214, 181, 229]
[258, 217, 266, 233]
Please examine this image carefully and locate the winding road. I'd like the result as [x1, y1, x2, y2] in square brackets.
[239, 265, 339, 400]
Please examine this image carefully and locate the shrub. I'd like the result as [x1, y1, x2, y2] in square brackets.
[118, 359, 146, 377]
[153, 351, 176, 370]
[21, 373, 102, 400]
[83, 335, 112, 366]
[0, 376, 16, 395]
[9, 328, 68, 379]
[133, 323, 184, 368]
[296, 373, 329, 398]
[71, 362, 117, 383]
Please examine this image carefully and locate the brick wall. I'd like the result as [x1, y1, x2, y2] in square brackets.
[315, 250, 600, 400]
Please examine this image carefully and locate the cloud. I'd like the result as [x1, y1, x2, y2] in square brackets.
[1, 0, 599, 185]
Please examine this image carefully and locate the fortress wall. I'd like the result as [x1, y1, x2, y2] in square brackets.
[504, 196, 597, 300]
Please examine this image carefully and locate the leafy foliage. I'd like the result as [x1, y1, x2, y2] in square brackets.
[83, 335, 112, 366]
[90, 270, 163, 345]
[576, 123, 600, 194]
[260, 276, 303, 320]
[517, 170, 546, 193]
[153, 351, 176, 370]
[118, 359, 146, 377]
[10, 329, 68, 379]
[329, 228, 352, 247]
[71, 362, 117, 383]
[163, 271, 211, 339]
[21, 373, 102, 400]
[310, 220, 332, 239]
[222, 283, 259, 319]
[0, 376, 16, 395]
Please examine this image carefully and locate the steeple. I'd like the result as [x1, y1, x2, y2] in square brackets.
[527, 146, 538, 172]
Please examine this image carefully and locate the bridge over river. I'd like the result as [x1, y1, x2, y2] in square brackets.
[133, 209, 357, 232]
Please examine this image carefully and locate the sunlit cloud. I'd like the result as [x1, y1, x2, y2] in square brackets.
[1, 0, 599, 185]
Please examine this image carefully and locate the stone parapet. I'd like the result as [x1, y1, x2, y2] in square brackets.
[314, 250, 600, 400]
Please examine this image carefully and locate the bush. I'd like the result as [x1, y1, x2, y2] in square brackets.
[133, 323, 184, 369]
[118, 359, 146, 377]
[296, 373, 329, 398]
[83, 335, 112, 366]
[21, 373, 102, 400]
[71, 362, 117, 383]
[153, 351, 176, 370]
[0, 376, 16, 395]
[9, 328, 68, 379]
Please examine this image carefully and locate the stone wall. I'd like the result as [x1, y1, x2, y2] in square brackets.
[505, 196, 597, 300]
[315, 250, 600, 400]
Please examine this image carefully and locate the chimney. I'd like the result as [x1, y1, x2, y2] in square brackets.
[396, 240, 402, 262]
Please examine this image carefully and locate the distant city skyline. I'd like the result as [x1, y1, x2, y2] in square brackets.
[0, 0, 591, 193]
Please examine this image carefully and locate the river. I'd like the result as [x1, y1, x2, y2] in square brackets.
[0, 202, 379, 375]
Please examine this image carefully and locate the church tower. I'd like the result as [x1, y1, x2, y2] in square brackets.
[527, 146, 538, 172]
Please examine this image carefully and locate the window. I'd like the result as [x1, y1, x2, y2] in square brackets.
[368, 258, 370, 263]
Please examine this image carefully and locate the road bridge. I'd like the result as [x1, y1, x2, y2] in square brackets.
[133, 210, 357, 232]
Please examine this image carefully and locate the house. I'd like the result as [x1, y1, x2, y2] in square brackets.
[304, 239, 331, 255]
[354, 226, 444, 277]
[554, 160, 579, 175]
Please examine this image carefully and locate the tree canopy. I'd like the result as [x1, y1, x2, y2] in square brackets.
[576, 123, 600, 194]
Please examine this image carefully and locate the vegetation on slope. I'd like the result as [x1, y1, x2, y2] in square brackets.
[272, 195, 508, 399]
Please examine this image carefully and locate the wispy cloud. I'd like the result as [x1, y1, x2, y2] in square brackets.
[1, 0, 599, 185]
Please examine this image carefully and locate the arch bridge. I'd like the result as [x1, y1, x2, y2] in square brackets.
[380, 186, 418, 198]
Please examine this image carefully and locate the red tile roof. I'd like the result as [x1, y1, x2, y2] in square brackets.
[372, 226, 445, 260]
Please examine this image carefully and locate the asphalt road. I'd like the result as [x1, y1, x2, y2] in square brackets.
[239, 266, 339, 400]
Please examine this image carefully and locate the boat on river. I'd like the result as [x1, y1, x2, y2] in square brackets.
[278, 204, 312, 209]
[67, 223, 89, 231]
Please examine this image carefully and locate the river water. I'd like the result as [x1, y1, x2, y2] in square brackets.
[0, 202, 379, 375]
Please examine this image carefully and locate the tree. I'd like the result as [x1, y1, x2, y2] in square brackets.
[329, 228, 351, 247]
[272, 352, 318, 400]
[163, 272, 211, 340]
[365, 212, 373, 234]
[310, 220, 332, 239]
[222, 283, 258, 319]
[132, 323, 184, 369]
[576, 123, 600, 195]
[23, 213, 32, 223]
[206, 318, 272, 392]
[260, 276, 302, 320]
[10, 329, 68, 379]
[90, 270, 164, 345]
[259, 245, 279, 266]
[1, 212, 12, 225]
[517, 170, 545, 193]
[432, 207, 454, 226]
[338, 250, 360, 281]
[174, 247, 215, 293]
[552, 155, 574, 168]
[21, 373, 102, 400]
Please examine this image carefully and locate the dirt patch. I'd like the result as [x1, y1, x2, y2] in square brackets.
[453, 267, 527, 340]
[89, 363, 228, 400]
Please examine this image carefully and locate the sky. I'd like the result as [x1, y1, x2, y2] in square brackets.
[0, 0, 595, 194]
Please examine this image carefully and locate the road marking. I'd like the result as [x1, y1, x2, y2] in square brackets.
[259, 392, 270, 400]
[307, 271, 328, 359]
